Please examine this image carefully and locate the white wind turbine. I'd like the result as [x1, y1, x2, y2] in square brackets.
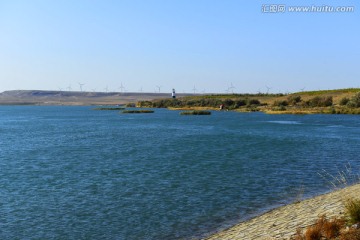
[229, 83, 236, 94]
[265, 85, 272, 94]
[119, 83, 125, 93]
[78, 82, 85, 92]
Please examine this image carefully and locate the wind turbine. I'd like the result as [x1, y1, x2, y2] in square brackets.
[78, 82, 85, 92]
[229, 83, 236, 94]
[67, 85, 72, 91]
[104, 86, 109, 93]
[156, 85, 162, 93]
[265, 85, 272, 94]
[192, 85, 197, 94]
[92, 88, 97, 92]
[119, 83, 125, 93]
[58, 87, 63, 92]
[138, 87, 143, 92]
[300, 87, 306, 92]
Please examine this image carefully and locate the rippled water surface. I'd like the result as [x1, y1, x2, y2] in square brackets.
[1, 106, 360, 239]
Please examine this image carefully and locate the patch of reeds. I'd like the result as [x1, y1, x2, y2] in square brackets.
[122, 110, 154, 114]
[180, 110, 211, 115]
[318, 163, 360, 189]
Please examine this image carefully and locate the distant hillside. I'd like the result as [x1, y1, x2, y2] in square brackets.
[0, 90, 196, 105]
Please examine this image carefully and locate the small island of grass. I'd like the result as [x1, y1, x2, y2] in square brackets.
[94, 107, 125, 110]
[122, 110, 154, 114]
[180, 110, 211, 115]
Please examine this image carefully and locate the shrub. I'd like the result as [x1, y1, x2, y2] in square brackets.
[137, 101, 153, 107]
[247, 99, 260, 106]
[288, 95, 302, 105]
[122, 110, 154, 113]
[306, 96, 333, 107]
[347, 92, 360, 108]
[339, 229, 360, 240]
[345, 198, 360, 224]
[294, 215, 345, 240]
[180, 110, 211, 115]
[340, 97, 350, 106]
[223, 99, 235, 107]
[273, 100, 289, 107]
[126, 103, 136, 107]
[272, 106, 287, 111]
[322, 217, 344, 239]
[305, 225, 322, 240]
[234, 99, 247, 107]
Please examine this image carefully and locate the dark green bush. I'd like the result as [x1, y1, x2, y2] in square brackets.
[273, 100, 289, 107]
[347, 92, 360, 108]
[345, 198, 360, 224]
[234, 99, 247, 107]
[287, 95, 302, 105]
[340, 97, 350, 106]
[180, 110, 211, 115]
[306, 96, 333, 107]
[223, 99, 235, 107]
[122, 110, 154, 113]
[247, 99, 261, 106]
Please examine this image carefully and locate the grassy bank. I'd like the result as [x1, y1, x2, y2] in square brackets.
[137, 88, 360, 114]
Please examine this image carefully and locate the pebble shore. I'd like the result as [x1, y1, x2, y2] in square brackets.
[203, 183, 360, 240]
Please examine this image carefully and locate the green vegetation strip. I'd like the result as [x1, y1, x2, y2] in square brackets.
[122, 110, 154, 113]
[180, 110, 211, 115]
[94, 107, 125, 110]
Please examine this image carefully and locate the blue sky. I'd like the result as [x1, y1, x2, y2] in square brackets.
[0, 0, 359, 93]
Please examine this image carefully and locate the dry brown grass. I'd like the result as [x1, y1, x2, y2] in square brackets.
[339, 228, 360, 240]
[304, 224, 322, 240]
[322, 217, 345, 238]
[294, 215, 346, 240]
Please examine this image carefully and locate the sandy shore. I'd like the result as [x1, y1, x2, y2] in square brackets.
[203, 183, 360, 240]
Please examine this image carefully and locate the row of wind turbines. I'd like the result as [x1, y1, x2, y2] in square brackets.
[58, 83, 127, 93]
[57, 83, 307, 94]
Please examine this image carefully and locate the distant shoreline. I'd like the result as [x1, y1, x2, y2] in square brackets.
[0, 90, 198, 106]
[1, 88, 360, 115]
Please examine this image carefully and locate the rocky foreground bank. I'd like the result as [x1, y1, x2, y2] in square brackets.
[203, 184, 360, 240]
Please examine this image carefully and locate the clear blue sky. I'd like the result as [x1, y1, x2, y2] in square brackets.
[0, 0, 359, 93]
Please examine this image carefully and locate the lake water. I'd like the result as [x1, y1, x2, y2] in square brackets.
[0, 106, 360, 239]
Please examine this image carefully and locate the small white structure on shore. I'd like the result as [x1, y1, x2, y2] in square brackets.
[172, 89, 176, 99]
